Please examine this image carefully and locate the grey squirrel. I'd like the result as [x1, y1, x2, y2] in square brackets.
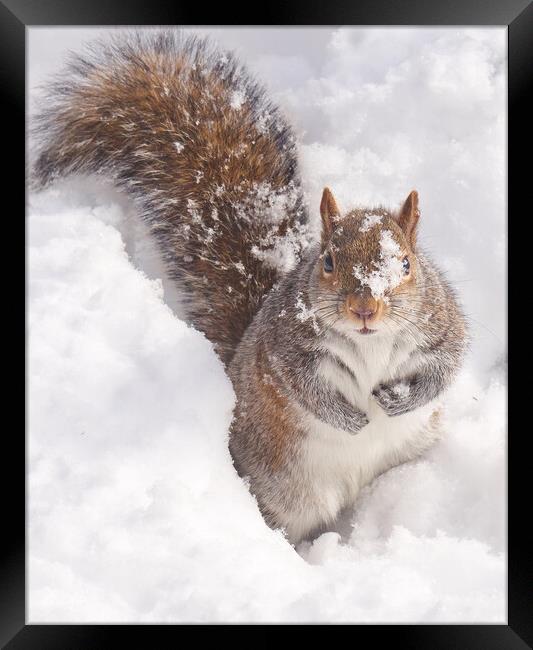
[32, 31, 468, 544]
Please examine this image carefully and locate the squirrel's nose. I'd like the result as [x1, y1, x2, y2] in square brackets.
[346, 294, 378, 321]
[352, 308, 375, 320]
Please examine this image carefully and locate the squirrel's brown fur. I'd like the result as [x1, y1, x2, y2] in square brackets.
[32, 31, 309, 365]
[32, 31, 468, 544]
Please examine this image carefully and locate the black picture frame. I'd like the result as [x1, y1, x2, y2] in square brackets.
[3, 0, 527, 646]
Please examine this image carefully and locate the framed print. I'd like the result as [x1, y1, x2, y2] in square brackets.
[2, 0, 529, 646]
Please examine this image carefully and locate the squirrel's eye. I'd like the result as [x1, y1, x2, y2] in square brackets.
[323, 252, 334, 273]
[402, 256, 410, 274]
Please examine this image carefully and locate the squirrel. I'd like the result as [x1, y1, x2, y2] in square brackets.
[31, 31, 468, 544]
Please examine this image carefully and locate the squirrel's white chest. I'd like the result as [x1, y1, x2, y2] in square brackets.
[292, 334, 440, 541]
[319, 333, 412, 413]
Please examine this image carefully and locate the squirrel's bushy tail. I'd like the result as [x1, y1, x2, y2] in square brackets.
[32, 30, 310, 364]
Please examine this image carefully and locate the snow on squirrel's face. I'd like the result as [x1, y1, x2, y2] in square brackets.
[311, 189, 420, 337]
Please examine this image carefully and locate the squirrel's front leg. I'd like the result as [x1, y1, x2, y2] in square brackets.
[372, 367, 445, 417]
[280, 345, 368, 434]
[297, 376, 369, 434]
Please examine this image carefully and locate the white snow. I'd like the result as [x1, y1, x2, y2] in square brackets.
[353, 229, 405, 299]
[28, 27, 506, 623]
[295, 291, 321, 334]
[230, 89, 246, 110]
[360, 212, 384, 233]
[392, 382, 411, 398]
[250, 233, 303, 275]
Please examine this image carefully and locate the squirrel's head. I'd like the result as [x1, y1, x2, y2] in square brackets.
[312, 187, 420, 338]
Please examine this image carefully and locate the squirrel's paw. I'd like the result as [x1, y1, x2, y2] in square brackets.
[346, 411, 369, 434]
[372, 382, 414, 417]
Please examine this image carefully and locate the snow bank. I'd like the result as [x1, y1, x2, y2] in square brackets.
[28, 182, 505, 623]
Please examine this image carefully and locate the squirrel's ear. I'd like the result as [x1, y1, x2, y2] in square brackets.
[397, 190, 420, 248]
[320, 187, 341, 241]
